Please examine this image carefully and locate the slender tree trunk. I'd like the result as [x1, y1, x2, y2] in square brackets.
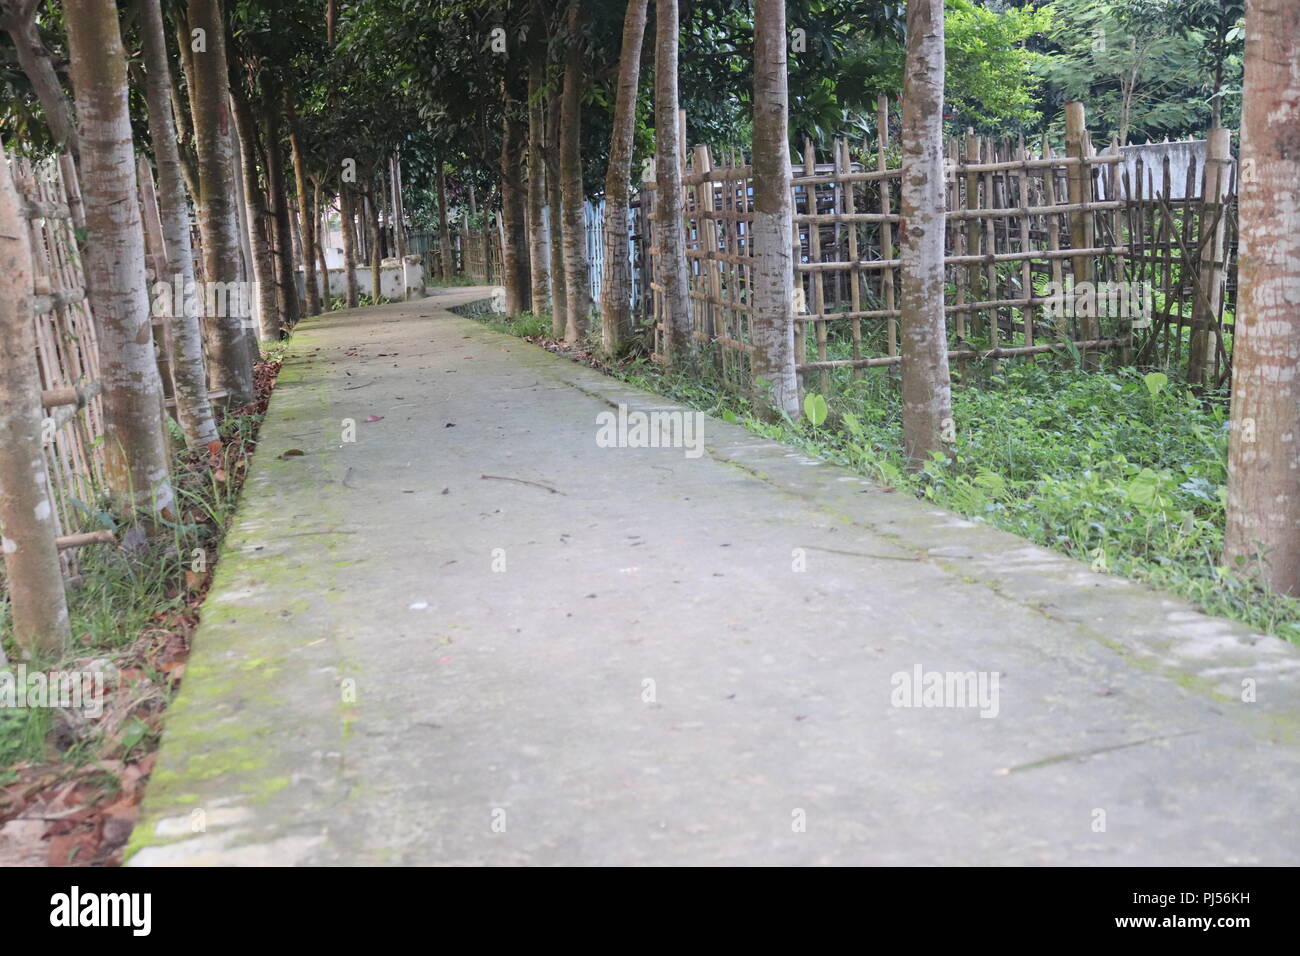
[186, 0, 253, 404]
[750, 0, 799, 418]
[227, 114, 255, 320]
[501, 86, 532, 314]
[314, 182, 331, 306]
[1, 0, 79, 164]
[340, 185, 360, 307]
[390, 154, 407, 259]
[288, 125, 320, 316]
[1224, 0, 1300, 594]
[601, 0, 649, 358]
[288, 127, 318, 314]
[169, 13, 202, 205]
[559, 0, 591, 344]
[545, 87, 567, 336]
[0, 142, 72, 658]
[229, 85, 281, 343]
[65, 0, 174, 516]
[655, 0, 692, 363]
[437, 161, 453, 280]
[899, 0, 954, 469]
[261, 82, 298, 332]
[367, 184, 382, 299]
[527, 52, 551, 315]
[139, 0, 218, 449]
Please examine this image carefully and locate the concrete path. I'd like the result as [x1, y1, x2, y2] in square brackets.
[130, 288, 1300, 865]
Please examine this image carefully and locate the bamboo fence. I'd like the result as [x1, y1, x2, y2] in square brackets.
[9, 155, 109, 567]
[641, 103, 1238, 392]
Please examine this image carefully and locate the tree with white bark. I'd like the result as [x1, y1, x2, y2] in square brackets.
[898, 0, 954, 469]
[1223, 0, 1300, 595]
[654, 0, 692, 365]
[64, 0, 175, 519]
[600, 0, 649, 358]
[749, 0, 799, 419]
[559, 0, 592, 345]
[138, 0, 219, 451]
[186, 0, 255, 405]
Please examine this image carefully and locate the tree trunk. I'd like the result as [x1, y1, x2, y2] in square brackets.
[139, 0, 218, 449]
[750, 0, 799, 418]
[899, 0, 954, 469]
[1223, 0, 1300, 594]
[500, 86, 532, 314]
[367, 184, 382, 299]
[65, 0, 175, 517]
[437, 161, 453, 280]
[288, 126, 320, 316]
[0, 142, 72, 658]
[654, 0, 691, 363]
[170, 11, 202, 202]
[261, 82, 299, 333]
[600, 0, 649, 358]
[1, 0, 79, 164]
[527, 51, 551, 315]
[559, 0, 591, 344]
[545, 87, 568, 337]
[314, 182, 331, 306]
[229, 85, 281, 343]
[390, 154, 407, 260]
[340, 185, 360, 307]
[186, 0, 254, 405]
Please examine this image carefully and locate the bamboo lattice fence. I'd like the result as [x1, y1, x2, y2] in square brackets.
[641, 103, 1238, 393]
[9, 155, 109, 564]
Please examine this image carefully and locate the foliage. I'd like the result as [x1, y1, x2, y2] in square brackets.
[835, 0, 1051, 137]
[1039, 0, 1243, 143]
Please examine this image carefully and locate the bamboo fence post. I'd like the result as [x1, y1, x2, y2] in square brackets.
[879, 96, 897, 357]
[963, 130, 983, 342]
[804, 137, 828, 393]
[1188, 126, 1231, 384]
[841, 138, 863, 379]
[982, 137, 999, 359]
[1016, 137, 1034, 349]
[1065, 102, 1099, 367]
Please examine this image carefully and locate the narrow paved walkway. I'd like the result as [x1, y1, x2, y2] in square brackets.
[130, 288, 1300, 865]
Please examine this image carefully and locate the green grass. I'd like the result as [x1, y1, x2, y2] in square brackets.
[479, 311, 1300, 646]
[0, 401, 272, 767]
[483, 311, 553, 338]
[328, 293, 393, 311]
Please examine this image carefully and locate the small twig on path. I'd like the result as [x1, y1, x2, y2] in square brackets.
[279, 530, 359, 538]
[480, 474, 567, 496]
[343, 380, 377, 390]
[801, 544, 921, 562]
